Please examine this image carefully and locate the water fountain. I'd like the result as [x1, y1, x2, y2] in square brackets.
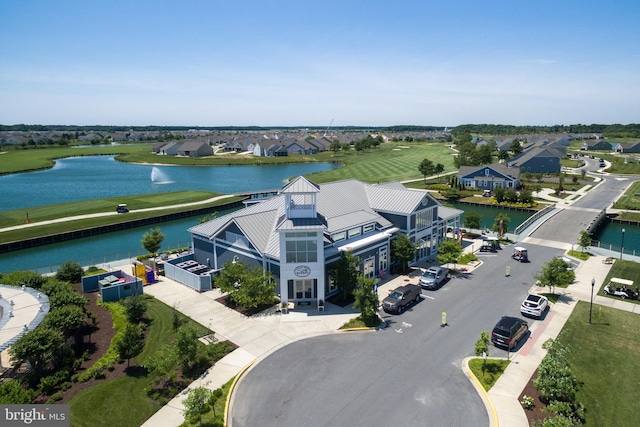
[151, 167, 172, 184]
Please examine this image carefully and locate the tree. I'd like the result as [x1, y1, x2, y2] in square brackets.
[534, 257, 576, 294]
[115, 323, 144, 367]
[474, 330, 490, 373]
[55, 261, 84, 283]
[9, 327, 64, 375]
[510, 139, 523, 154]
[215, 260, 276, 308]
[578, 230, 591, 252]
[353, 275, 379, 325]
[41, 305, 85, 340]
[493, 187, 505, 203]
[463, 211, 482, 230]
[329, 140, 341, 152]
[418, 158, 435, 183]
[434, 163, 445, 182]
[141, 227, 165, 259]
[175, 326, 199, 371]
[329, 251, 361, 302]
[492, 213, 511, 237]
[144, 343, 179, 387]
[122, 295, 147, 323]
[341, 143, 350, 152]
[183, 386, 211, 425]
[392, 233, 416, 274]
[437, 239, 463, 269]
[354, 140, 366, 153]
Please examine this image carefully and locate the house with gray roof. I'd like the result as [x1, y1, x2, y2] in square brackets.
[176, 140, 214, 157]
[506, 146, 562, 173]
[458, 163, 520, 191]
[581, 140, 613, 151]
[184, 177, 461, 305]
[613, 141, 640, 153]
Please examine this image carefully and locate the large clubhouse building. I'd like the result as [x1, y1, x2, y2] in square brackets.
[186, 176, 462, 305]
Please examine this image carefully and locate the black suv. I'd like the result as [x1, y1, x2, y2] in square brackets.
[491, 316, 528, 350]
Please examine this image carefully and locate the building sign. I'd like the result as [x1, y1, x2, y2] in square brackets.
[294, 265, 311, 277]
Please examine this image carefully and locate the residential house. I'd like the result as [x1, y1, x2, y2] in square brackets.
[458, 163, 521, 191]
[581, 140, 612, 151]
[613, 142, 640, 153]
[176, 140, 214, 157]
[183, 177, 462, 305]
[506, 146, 562, 173]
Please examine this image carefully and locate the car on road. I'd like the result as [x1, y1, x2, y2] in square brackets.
[382, 284, 421, 314]
[491, 316, 529, 350]
[116, 204, 129, 213]
[419, 266, 449, 290]
[520, 294, 548, 318]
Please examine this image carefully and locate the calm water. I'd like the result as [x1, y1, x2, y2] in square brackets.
[0, 157, 637, 273]
[0, 156, 340, 211]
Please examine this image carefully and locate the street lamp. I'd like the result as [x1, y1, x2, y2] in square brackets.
[620, 228, 625, 260]
[589, 278, 595, 324]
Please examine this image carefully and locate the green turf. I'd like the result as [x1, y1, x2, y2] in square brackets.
[468, 358, 509, 391]
[555, 301, 640, 426]
[612, 181, 640, 210]
[598, 259, 640, 303]
[69, 298, 213, 427]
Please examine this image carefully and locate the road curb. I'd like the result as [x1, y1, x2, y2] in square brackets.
[462, 356, 499, 427]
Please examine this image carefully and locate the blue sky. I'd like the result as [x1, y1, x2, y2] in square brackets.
[1, 1, 639, 127]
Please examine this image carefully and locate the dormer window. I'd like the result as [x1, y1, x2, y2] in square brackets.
[485, 169, 490, 176]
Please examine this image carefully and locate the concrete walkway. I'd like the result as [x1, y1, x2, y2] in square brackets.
[135, 235, 640, 427]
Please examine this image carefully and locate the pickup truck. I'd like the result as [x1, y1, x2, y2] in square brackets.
[382, 284, 421, 314]
[419, 266, 449, 290]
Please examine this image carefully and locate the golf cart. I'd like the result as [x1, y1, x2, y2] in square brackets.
[512, 246, 528, 262]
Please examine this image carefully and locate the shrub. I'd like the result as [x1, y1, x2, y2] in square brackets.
[55, 261, 84, 283]
[521, 395, 535, 410]
[46, 392, 63, 404]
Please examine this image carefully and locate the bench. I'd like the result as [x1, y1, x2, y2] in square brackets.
[603, 257, 614, 264]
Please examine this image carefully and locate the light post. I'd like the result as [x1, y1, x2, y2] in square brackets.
[620, 228, 625, 260]
[589, 278, 595, 324]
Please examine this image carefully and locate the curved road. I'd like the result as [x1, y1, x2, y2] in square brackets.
[230, 243, 565, 427]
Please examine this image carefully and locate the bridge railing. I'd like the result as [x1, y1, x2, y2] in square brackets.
[514, 204, 556, 235]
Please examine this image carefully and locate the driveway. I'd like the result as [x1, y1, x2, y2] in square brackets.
[230, 243, 564, 426]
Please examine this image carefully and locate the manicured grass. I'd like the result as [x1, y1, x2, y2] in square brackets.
[555, 301, 640, 426]
[0, 191, 222, 227]
[606, 156, 640, 174]
[612, 181, 640, 210]
[566, 250, 590, 261]
[0, 193, 243, 244]
[300, 142, 456, 184]
[69, 298, 215, 427]
[0, 145, 150, 175]
[598, 259, 640, 302]
[617, 211, 640, 222]
[468, 358, 510, 391]
[339, 315, 381, 329]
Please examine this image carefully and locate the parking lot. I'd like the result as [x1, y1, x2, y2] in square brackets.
[230, 242, 565, 427]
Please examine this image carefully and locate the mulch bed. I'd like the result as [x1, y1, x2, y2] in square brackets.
[214, 294, 277, 316]
[35, 286, 124, 404]
[518, 368, 552, 425]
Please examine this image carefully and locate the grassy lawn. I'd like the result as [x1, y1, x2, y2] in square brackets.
[612, 181, 640, 210]
[606, 156, 640, 174]
[468, 358, 510, 391]
[555, 301, 640, 426]
[0, 193, 243, 244]
[598, 260, 640, 301]
[0, 145, 151, 175]
[69, 298, 220, 427]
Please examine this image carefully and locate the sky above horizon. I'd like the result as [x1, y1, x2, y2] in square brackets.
[1, 1, 639, 127]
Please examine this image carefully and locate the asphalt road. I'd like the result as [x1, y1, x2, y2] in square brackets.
[530, 158, 640, 244]
[230, 243, 564, 427]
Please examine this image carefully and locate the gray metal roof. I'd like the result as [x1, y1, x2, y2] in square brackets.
[190, 177, 451, 259]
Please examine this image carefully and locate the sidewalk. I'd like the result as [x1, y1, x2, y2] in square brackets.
[485, 253, 640, 427]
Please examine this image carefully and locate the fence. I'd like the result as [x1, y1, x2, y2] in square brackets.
[514, 204, 557, 235]
[26, 240, 192, 275]
[589, 239, 638, 258]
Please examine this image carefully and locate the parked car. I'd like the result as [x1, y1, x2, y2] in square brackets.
[419, 266, 449, 290]
[491, 316, 529, 350]
[116, 204, 129, 213]
[382, 284, 421, 314]
[520, 294, 549, 318]
[482, 189, 492, 197]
